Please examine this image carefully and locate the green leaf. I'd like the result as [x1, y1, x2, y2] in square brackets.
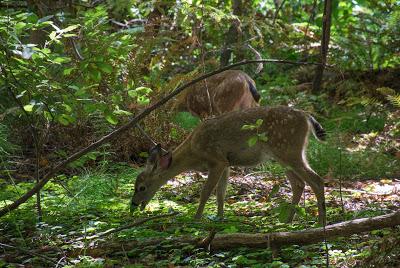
[277, 202, 293, 223]
[170, 127, 179, 140]
[62, 24, 80, 33]
[49, 31, 57, 41]
[241, 124, 256, 130]
[223, 225, 239, 233]
[256, 119, 263, 126]
[23, 104, 34, 112]
[135, 86, 152, 95]
[57, 114, 70, 126]
[258, 132, 268, 142]
[88, 68, 101, 82]
[105, 113, 118, 125]
[137, 95, 150, 105]
[63, 33, 76, 38]
[15, 22, 26, 31]
[27, 13, 39, 23]
[52, 57, 71, 64]
[113, 109, 132, 116]
[128, 90, 137, 98]
[247, 136, 258, 147]
[62, 104, 72, 113]
[295, 206, 306, 218]
[97, 62, 113, 74]
[63, 68, 75, 75]
[268, 184, 280, 200]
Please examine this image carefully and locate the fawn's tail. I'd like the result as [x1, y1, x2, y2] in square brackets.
[308, 115, 326, 141]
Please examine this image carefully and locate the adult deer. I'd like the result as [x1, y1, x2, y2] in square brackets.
[131, 106, 326, 224]
[172, 70, 260, 119]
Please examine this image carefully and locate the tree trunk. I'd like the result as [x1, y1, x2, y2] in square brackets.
[220, 0, 243, 67]
[312, 0, 333, 92]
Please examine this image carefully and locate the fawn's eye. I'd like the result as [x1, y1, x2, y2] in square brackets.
[139, 186, 146, 192]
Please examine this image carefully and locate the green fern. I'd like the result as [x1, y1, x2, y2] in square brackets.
[387, 94, 400, 108]
[376, 87, 400, 108]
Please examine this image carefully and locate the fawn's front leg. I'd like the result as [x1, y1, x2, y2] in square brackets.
[195, 164, 227, 219]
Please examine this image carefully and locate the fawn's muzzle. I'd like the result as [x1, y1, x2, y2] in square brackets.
[130, 199, 147, 213]
[130, 201, 139, 213]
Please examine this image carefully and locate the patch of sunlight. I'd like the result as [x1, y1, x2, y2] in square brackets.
[0, 199, 13, 208]
[145, 199, 183, 212]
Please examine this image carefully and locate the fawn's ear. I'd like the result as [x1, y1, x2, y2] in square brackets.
[158, 151, 172, 170]
[146, 144, 171, 170]
[148, 144, 162, 164]
[145, 144, 162, 171]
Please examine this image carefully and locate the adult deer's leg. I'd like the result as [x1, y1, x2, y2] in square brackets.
[216, 167, 230, 218]
[286, 170, 305, 223]
[195, 164, 227, 219]
[291, 164, 326, 225]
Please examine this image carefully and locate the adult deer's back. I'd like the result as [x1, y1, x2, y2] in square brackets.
[173, 70, 260, 119]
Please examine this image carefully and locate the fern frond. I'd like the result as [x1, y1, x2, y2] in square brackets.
[376, 87, 396, 96]
[360, 96, 380, 106]
[387, 94, 400, 108]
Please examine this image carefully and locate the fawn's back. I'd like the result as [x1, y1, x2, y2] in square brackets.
[187, 106, 311, 168]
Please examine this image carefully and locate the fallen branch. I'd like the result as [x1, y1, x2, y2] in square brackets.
[82, 210, 400, 256]
[209, 210, 400, 250]
[0, 58, 326, 218]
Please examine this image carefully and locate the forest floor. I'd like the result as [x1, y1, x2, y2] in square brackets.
[1, 167, 400, 267]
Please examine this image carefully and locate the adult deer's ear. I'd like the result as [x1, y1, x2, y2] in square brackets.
[159, 152, 172, 170]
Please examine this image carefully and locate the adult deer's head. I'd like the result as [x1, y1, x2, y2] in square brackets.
[130, 144, 172, 212]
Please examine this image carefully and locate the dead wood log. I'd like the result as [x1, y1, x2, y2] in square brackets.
[209, 210, 400, 250]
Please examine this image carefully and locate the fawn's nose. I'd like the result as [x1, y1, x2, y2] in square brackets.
[130, 200, 139, 213]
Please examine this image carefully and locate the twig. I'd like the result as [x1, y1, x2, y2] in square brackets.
[55, 256, 66, 268]
[246, 44, 263, 74]
[0, 58, 326, 218]
[272, 0, 287, 24]
[70, 39, 84, 61]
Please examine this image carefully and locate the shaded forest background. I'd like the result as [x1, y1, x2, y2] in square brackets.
[0, 0, 399, 267]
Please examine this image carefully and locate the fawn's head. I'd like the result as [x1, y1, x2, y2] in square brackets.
[130, 144, 172, 212]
